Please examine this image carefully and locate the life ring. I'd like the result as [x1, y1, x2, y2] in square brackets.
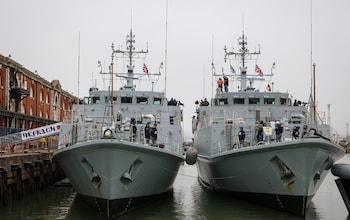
[103, 129, 113, 138]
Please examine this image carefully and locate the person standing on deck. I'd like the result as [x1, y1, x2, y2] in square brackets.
[144, 120, 151, 144]
[217, 78, 224, 93]
[238, 126, 246, 147]
[201, 98, 210, 106]
[275, 122, 283, 142]
[130, 117, 137, 142]
[223, 75, 229, 92]
[292, 126, 300, 140]
[150, 123, 158, 145]
[302, 125, 308, 138]
[257, 120, 264, 142]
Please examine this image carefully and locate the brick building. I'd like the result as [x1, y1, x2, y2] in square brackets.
[0, 54, 77, 136]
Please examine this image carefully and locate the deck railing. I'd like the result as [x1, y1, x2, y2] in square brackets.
[58, 122, 184, 155]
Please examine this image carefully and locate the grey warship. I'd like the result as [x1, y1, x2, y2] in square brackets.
[191, 32, 345, 216]
[53, 30, 185, 218]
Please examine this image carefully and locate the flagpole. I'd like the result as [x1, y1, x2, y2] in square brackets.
[164, 0, 168, 96]
[203, 63, 205, 98]
[211, 35, 214, 99]
[310, 0, 313, 93]
[313, 63, 316, 126]
[77, 32, 80, 98]
[310, 0, 316, 126]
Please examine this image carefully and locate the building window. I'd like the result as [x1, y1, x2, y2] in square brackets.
[23, 79, 27, 90]
[40, 90, 43, 102]
[20, 103, 25, 114]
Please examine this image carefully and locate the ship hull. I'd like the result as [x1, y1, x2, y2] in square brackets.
[194, 137, 345, 216]
[53, 139, 184, 218]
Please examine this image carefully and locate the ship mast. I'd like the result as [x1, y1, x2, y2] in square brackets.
[112, 29, 148, 91]
[98, 30, 149, 116]
[111, 44, 115, 115]
[224, 32, 262, 91]
[313, 63, 317, 125]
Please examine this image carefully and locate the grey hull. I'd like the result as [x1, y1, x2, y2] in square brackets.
[54, 139, 184, 218]
[76, 189, 173, 218]
[195, 137, 345, 216]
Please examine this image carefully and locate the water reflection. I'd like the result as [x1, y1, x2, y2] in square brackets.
[2, 157, 350, 219]
[306, 173, 349, 220]
[0, 186, 75, 220]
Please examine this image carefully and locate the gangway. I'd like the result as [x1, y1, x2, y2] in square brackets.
[0, 123, 61, 153]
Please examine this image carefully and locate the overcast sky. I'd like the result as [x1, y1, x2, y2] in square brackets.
[1, 0, 350, 139]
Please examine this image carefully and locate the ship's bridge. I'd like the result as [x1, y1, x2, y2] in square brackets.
[212, 92, 294, 107]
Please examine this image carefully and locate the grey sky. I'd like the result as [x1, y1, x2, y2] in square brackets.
[1, 0, 350, 139]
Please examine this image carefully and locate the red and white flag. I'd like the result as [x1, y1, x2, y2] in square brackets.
[255, 64, 263, 76]
[267, 83, 271, 92]
[143, 63, 149, 74]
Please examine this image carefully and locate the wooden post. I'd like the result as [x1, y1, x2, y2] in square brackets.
[35, 160, 44, 189]
[0, 167, 8, 206]
[24, 162, 34, 194]
[11, 164, 22, 200]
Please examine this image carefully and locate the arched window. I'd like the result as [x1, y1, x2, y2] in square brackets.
[40, 90, 43, 102]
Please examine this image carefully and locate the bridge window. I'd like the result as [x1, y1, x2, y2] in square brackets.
[280, 98, 287, 105]
[218, 98, 228, 105]
[105, 96, 117, 104]
[137, 97, 148, 104]
[121, 97, 133, 104]
[153, 97, 162, 105]
[264, 97, 275, 104]
[92, 96, 100, 104]
[233, 98, 245, 104]
[249, 97, 260, 104]
[83, 97, 91, 104]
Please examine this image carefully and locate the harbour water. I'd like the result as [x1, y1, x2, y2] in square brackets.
[1, 156, 349, 220]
